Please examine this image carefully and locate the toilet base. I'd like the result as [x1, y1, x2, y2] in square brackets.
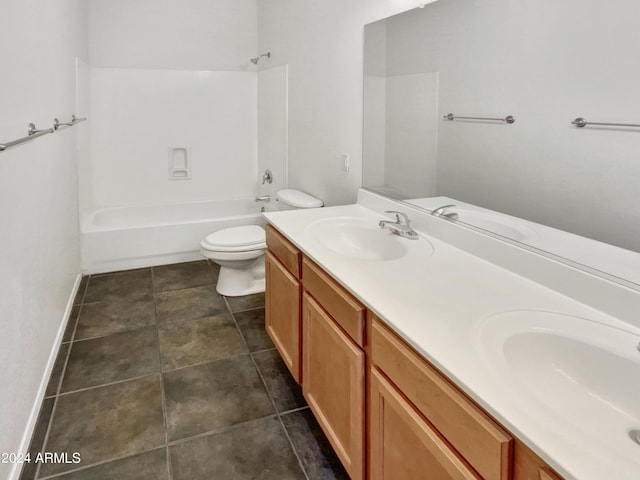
[215, 256, 265, 297]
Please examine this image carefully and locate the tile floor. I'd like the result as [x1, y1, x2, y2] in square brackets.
[21, 261, 348, 480]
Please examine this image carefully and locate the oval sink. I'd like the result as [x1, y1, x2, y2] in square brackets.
[454, 210, 540, 242]
[306, 216, 427, 261]
[405, 198, 539, 242]
[476, 310, 640, 466]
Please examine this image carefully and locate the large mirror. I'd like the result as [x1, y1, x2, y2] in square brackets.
[363, 0, 640, 288]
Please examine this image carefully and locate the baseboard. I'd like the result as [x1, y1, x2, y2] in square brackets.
[84, 250, 204, 275]
[9, 273, 82, 480]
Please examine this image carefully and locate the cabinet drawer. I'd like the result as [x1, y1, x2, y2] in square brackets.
[371, 318, 512, 480]
[266, 224, 301, 278]
[302, 257, 365, 346]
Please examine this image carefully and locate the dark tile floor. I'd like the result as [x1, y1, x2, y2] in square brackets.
[21, 260, 348, 480]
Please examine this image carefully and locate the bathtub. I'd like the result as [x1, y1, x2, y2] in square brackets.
[82, 198, 265, 274]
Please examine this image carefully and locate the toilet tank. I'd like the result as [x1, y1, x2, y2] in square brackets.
[276, 189, 323, 210]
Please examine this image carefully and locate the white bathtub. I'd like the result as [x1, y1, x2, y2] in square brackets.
[82, 198, 265, 274]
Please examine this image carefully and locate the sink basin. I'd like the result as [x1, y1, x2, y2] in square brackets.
[305, 216, 423, 260]
[476, 311, 640, 468]
[454, 210, 540, 242]
[405, 197, 539, 242]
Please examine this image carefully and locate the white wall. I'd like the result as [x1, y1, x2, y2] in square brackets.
[89, 68, 257, 208]
[89, 0, 258, 70]
[257, 0, 428, 206]
[0, 1, 87, 478]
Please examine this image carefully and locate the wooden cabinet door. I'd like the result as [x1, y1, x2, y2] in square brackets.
[265, 251, 301, 382]
[302, 292, 365, 480]
[369, 367, 482, 480]
[539, 468, 563, 480]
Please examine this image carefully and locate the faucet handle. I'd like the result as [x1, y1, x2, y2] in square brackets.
[384, 210, 410, 225]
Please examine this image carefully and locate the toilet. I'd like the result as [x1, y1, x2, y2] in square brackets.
[200, 189, 323, 296]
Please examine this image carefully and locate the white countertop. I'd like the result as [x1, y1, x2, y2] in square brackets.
[264, 197, 640, 480]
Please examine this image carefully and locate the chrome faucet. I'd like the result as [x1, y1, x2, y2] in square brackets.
[379, 211, 419, 240]
[262, 169, 273, 184]
[431, 204, 459, 220]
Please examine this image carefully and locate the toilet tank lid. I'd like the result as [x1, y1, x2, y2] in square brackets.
[277, 189, 323, 208]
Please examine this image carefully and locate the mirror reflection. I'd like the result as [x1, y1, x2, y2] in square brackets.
[363, 0, 640, 287]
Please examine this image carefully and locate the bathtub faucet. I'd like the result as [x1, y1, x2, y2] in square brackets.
[255, 195, 270, 202]
[262, 169, 273, 184]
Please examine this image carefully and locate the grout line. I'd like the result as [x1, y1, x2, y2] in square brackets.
[37, 446, 166, 480]
[228, 293, 309, 479]
[56, 373, 159, 398]
[151, 266, 174, 480]
[228, 304, 266, 315]
[234, 296, 310, 480]
[154, 329, 173, 477]
[70, 322, 156, 344]
[248, 346, 277, 356]
[43, 344, 70, 401]
[222, 295, 232, 316]
[50, 298, 81, 395]
[35, 395, 58, 479]
[276, 414, 310, 480]
[152, 279, 217, 295]
[153, 283, 218, 296]
[166, 414, 279, 448]
[68, 303, 82, 344]
[278, 405, 310, 416]
[90, 267, 151, 278]
[75, 274, 90, 307]
[79, 298, 154, 307]
[161, 351, 252, 375]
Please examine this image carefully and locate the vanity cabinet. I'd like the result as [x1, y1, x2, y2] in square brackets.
[265, 225, 302, 382]
[265, 223, 566, 480]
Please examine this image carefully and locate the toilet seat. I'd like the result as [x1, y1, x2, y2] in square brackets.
[201, 225, 266, 252]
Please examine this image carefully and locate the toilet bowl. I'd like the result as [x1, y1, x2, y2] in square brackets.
[201, 189, 323, 296]
[200, 225, 266, 296]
